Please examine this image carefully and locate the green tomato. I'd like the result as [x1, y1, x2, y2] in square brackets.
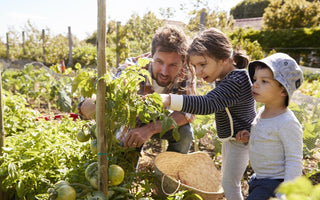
[76, 130, 91, 142]
[54, 180, 69, 189]
[108, 164, 125, 186]
[90, 124, 97, 138]
[91, 139, 97, 154]
[55, 184, 76, 200]
[85, 162, 98, 189]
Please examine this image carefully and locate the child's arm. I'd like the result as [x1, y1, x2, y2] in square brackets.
[160, 94, 171, 108]
[280, 120, 303, 181]
[236, 130, 250, 144]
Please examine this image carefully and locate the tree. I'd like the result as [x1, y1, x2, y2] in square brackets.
[186, 8, 234, 33]
[123, 12, 164, 57]
[230, 0, 270, 19]
[263, 0, 320, 29]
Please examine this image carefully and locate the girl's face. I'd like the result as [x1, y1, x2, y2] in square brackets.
[252, 67, 287, 106]
[189, 55, 228, 83]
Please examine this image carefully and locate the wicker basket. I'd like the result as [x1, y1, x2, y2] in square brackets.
[154, 151, 224, 200]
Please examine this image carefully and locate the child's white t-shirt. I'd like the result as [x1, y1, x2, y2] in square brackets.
[249, 106, 303, 181]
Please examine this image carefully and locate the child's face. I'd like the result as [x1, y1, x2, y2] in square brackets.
[252, 67, 287, 106]
[189, 55, 225, 83]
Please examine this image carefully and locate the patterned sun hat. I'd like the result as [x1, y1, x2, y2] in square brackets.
[248, 53, 304, 105]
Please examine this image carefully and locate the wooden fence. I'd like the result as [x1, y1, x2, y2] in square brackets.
[4, 26, 74, 67]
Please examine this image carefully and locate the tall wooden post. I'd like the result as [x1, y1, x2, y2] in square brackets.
[6, 33, 9, 60]
[97, 0, 108, 195]
[116, 21, 121, 68]
[22, 31, 26, 58]
[200, 11, 207, 32]
[0, 68, 4, 156]
[42, 29, 45, 64]
[0, 65, 6, 199]
[67, 26, 73, 67]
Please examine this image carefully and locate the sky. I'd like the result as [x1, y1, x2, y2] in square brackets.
[0, 0, 242, 41]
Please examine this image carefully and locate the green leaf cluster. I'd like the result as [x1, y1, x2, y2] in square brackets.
[230, 0, 270, 19]
[263, 0, 320, 29]
[2, 63, 75, 113]
[72, 58, 178, 153]
[0, 93, 93, 199]
[276, 176, 320, 200]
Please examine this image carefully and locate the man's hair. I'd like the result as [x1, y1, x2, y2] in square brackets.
[151, 25, 189, 62]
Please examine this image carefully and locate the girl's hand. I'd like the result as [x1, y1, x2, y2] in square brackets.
[236, 130, 250, 144]
[160, 94, 171, 108]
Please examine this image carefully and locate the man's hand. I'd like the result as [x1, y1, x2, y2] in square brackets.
[78, 97, 96, 120]
[124, 125, 154, 148]
[236, 130, 250, 144]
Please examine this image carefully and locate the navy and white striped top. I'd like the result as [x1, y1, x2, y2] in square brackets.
[181, 69, 256, 139]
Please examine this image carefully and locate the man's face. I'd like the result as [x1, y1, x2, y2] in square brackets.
[151, 49, 183, 87]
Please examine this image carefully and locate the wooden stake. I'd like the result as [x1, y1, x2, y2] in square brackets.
[67, 26, 73, 67]
[22, 31, 26, 58]
[97, 0, 108, 195]
[42, 29, 45, 64]
[6, 33, 9, 60]
[0, 61, 6, 199]
[116, 21, 121, 67]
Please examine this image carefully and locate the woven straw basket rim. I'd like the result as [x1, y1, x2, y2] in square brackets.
[154, 151, 224, 199]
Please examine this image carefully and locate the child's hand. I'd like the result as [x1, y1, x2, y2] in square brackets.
[236, 130, 250, 144]
[160, 94, 171, 108]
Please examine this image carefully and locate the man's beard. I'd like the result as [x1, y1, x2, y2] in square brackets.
[154, 73, 171, 87]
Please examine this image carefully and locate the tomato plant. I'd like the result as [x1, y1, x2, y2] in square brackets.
[0, 92, 94, 199]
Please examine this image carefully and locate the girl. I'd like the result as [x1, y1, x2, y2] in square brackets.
[161, 28, 256, 200]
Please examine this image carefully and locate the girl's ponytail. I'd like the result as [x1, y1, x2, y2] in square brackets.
[233, 51, 249, 69]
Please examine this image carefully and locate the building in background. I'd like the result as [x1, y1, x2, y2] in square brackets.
[234, 17, 263, 30]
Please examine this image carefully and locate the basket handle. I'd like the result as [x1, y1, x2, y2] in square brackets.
[161, 174, 181, 196]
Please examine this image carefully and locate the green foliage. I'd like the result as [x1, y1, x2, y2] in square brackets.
[72, 45, 97, 67]
[303, 71, 320, 82]
[0, 93, 91, 199]
[276, 176, 320, 199]
[0, 41, 7, 58]
[123, 12, 164, 56]
[57, 90, 72, 112]
[3, 92, 39, 135]
[0, 20, 82, 66]
[288, 100, 320, 159]
[2, 63, 75, 113]
[44, 34, 69, 65]
[71, 66, 97, 98]
[230, 0, 270, 19]
[300, 79, 320, 98]
[72, 58, 178, 154]
[230, 27, 320, 66]
[229, 28, 265, 61]
[263, 0, 320, 29]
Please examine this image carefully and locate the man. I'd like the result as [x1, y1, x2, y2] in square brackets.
[78, 25, 195, 154]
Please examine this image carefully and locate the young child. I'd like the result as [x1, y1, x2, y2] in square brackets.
[236, 53, 304, 200]
[161, 28, 256, 200]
